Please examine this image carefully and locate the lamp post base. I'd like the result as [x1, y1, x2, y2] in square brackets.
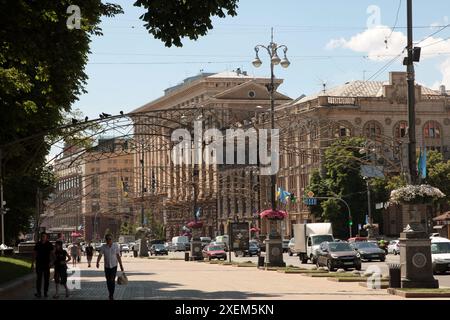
[400, 226, 438, 289]
[138, 238, 149, 257]
[264, 238, 285, 268]
[190, 238, 203, 261]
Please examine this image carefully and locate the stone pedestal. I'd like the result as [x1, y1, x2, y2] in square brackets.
[400, 225, 438, 288]
[138, 238, 149, 257]
[264, 219, 285, 268]
[189, 229, 203, 261]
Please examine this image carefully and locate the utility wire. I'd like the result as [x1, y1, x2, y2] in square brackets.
[416, 24, 450, 45]
[385, 0, 403, 45]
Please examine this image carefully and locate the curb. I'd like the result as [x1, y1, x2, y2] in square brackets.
[387, 288, 450, 298]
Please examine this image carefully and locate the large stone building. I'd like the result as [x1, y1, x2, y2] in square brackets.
[274, 71, 450, 237]
[41, 145, 84, 241]
[132, 69, 292, 239]
[43, 138, 135, 241]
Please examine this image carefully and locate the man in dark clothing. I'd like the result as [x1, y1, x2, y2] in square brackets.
[31, 232, 54, 298]
[86, 242, 94, 267]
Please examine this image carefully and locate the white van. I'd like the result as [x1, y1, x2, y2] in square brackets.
[431, 236, 450, 274]
[171, 236, 189, 251]
[214, 235, 229, 251]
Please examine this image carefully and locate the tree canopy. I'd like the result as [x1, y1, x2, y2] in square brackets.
[134, 0, 240, 47]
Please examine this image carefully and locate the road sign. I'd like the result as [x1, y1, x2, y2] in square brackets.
[360, 165, 384, 178]
[304, 198, 317, 206]
[307, 191, 315, 198]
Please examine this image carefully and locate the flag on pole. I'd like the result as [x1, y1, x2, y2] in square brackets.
[195, 208, 201, 219]
[418, 147, 427, 179]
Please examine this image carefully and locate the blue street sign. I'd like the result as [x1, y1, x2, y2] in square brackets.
[304, 198, 317, 206]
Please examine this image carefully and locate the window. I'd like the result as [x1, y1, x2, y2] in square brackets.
[363, 121, 382, 138]
[335, 125, 351, 137]
[423, 121, 441, 139]
[394, 121, 408, 138]
[248, 90, 256, 98]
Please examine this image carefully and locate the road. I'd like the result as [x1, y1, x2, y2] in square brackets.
[168, 251, 450, 288]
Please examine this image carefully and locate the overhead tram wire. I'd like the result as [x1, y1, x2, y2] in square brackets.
[385, 0, 403, 46]
[415, 23, 450, 46]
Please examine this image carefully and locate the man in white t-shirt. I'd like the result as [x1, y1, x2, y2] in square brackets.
[96, 234, 124, 300]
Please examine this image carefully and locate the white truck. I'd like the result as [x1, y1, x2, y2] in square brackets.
[292, 223, 334, 264]
[118, 235, 135, 244]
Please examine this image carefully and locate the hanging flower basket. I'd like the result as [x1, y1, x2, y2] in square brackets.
[187, 221, 203, 229]
[389, 184, 445, 205]
[259, 209, 288, 220]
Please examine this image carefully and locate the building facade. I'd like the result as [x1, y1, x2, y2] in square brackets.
[132, 69, 292, 239]
[275, 71, 450, 237]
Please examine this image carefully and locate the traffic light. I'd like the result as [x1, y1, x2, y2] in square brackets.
[348, 216, 353, 226]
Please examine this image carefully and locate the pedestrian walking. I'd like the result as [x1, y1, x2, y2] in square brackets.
[52, 240, 71, 299]
[70, 243, 80, 267]
[31, 232, 54, 298]
[96, 234, 124, 300]
[86, 242, 94, 267]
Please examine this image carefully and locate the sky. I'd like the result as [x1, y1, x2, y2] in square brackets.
[74, 0, 450, 120]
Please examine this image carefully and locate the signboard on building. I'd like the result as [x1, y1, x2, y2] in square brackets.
[229, 222, 249, 252]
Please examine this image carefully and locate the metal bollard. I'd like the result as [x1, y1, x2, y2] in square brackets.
[258, 255, 265, 268]
[185, 251, 189, 262]
[388, 263, 401, 288]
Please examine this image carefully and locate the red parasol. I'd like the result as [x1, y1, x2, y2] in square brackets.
[250, 227, 261, 232]
[71, 232, 82, 237]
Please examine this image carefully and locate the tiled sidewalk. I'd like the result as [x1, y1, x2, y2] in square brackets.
[5, 256, 405, 300]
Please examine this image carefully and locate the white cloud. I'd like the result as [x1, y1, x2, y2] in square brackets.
[326, 25, 406, 61]
[326, 24, 450, 87]
[439, 58, 450, 88]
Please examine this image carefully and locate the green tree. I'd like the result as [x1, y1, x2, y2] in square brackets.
[134, 0, 239, 47]
[424, 150, 450, 203]
[306, 137, 393, 238]
[0, 1, 122, 243]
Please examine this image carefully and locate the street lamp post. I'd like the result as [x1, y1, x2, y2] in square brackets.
[252, 28, 290, 267]
[138, 142, 148, 257]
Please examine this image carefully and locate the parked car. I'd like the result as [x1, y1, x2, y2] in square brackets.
[120, 244, 130, 253]
[202, 244, 227, 260]
[150, 243, 169, 256]
[214, 235, 229, 251]
[200, 237, 211, 248]
[430, 233, 441, 238]
[387, 240, 400, 255]
[316, 241, 361, 271]
[431, 237, 450, 274]
[235, 242, 261, 257]
[350, 241, 386, 262]
[170, 236, 189, 252]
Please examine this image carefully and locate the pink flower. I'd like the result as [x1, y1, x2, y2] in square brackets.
[187, 221, 203, 229]
[259, 209, 288, 220]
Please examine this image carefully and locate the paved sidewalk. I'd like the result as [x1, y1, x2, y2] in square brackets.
[3, 256, 409, 300]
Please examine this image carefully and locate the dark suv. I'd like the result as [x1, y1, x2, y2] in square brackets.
[316, 241, 361, 271]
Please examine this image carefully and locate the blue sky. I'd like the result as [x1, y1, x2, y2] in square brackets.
[75, 0, 450, 119]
